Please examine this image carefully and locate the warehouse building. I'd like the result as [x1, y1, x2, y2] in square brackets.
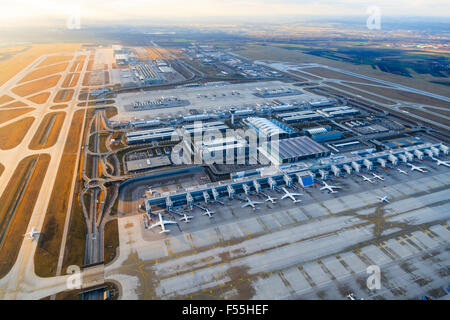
[126, 127, 177, 144]
[182, 121, 229, 136]
[302, 126, 343, 142]
[244, 117, 296, 140]
[192, 136, 248, 163]
[134, 64, 163, 84]
[261, 136, 331, 164]
[277, 110, 323, 123]
[317, 106, 360, 117]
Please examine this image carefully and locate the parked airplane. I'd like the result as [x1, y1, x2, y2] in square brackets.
[407, 163, 428, 173]
[320, 181, 341, 194]
[149, 213, 177, 233]
[24, 227, 40, 239]
[196, 205, 215, 218]
[397, 168, 408, 175]
[377, 196, 390, 203]
[361, 175, 374, 183]
[241, 196, 263, 209]
[371, 173, 384, 181]
[263, 194, 277, 204]
[179, 213, 194, 223]
[281, 187, 303, 202]
[431, 157, 450, 168]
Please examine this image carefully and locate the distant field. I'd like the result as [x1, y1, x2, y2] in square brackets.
[235, 45, 450, 97]
[324, 82, 397, 105]
[0, 43, 82, 88]
[0, 117, 34, 149]
[29, 112, 66, 150]
[12, 75, 61, 97]
[0, 108, 34, 125]
[27, 92, 50, 104]
[18, 62, 68, 83]
[35, 110, 85, 277]
[286, 69, 318, 81]
[0, 154, 51, 278]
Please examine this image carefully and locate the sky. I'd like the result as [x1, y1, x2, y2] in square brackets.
[1, 0, 449, 27]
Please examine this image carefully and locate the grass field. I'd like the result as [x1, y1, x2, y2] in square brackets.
[324, 82, 397, 105]
[29, 112, 66, 150]
[286, 69, 321, 81]
[27, 92, 50, 104]
[0, 101, 28, 109]
[18, 62, 69, 84]
[346, 82, 450, 108]
[0, 154, 51, 278]
[235, 45, 450, 97]
[12, 75, 61, 97]
[53, 89, 74, 103]
[61, 107, 95, 273]
[50, 104, 68, 110]
[103, 219, 119, 265]
[37, 55, 73, 68]
[399, 107, 449, 127]
[303, 67, 387, 85]
[0, 163, 4, 177]
[0, 108, 34, 125]
[146, 48, 163, 59]
[0, 43, 82, 88]
[0, 95, 14, 105]
[62, 73, 80, 88]
[0, 117, 35, 149]
[34, 110, 85, 277]
[423, 107, 450, 117]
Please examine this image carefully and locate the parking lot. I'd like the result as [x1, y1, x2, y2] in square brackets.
[114, 81, 323, 120]
[105, 159, 450, 300]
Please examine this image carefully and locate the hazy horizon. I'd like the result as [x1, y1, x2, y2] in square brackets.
[1, 0, 449, 29]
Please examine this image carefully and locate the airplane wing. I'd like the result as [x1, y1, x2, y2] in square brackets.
[149, 222, 162, 229]
[162, 220, 177, 225]
[253, 201, 263, 204]
[281, 194, 289, 199]
[242, 203, 250, 207]
[290, 193, 303, 197]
